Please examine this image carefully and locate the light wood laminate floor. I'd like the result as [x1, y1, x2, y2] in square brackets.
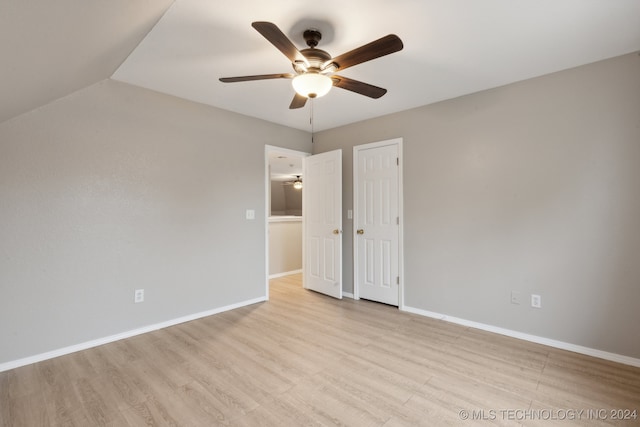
[1, 274, 639, 426]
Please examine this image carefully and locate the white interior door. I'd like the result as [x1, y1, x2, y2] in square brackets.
[354, 141, 400, 306]
[303, 149, 342, 299]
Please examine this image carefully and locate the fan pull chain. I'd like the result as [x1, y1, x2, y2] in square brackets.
[310, 98, 314, 143]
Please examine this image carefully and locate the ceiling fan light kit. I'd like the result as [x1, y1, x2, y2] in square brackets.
[293, 176, 303, 190]
[220, 21, 403, 109]
[292, 73, 332, 98]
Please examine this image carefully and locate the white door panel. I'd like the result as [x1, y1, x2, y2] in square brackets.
[304, 149, 342, 299]
[355, 143, 399, 306]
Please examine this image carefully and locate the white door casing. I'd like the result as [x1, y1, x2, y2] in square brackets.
[354, 139, 403, 306]
[303, 149, 343, 299]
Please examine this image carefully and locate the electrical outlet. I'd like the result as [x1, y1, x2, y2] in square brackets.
[246, 209, 255, 220]
[531, 294, 541, 308]
[134, 289, 144, 303]
[510, 291, 522, 305]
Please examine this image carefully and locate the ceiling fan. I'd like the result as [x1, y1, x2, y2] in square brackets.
[220, 22, 403, 109]
[282, 175, 303, 190]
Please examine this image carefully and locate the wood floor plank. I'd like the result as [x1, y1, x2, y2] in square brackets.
[8, 394, 50, 427]
[1, 273, 639, 426]
[283, 374, 390, 426]
[233, 393, 326, 427]
[452, 327, 549, 371]
[412, 370, 530, 426]
[120, 400, 180, 427]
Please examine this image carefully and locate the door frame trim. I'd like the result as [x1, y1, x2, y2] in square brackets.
[352, 138, 405, 308]
[264, 145, 310, 300]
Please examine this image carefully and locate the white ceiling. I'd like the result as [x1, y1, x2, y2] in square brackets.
[113, 0, 640, 132]
[2, 1, 638, 131]
[268, 150, 304, 182]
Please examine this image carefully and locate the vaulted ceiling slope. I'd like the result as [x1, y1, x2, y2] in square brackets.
[0, 0, 174, 124]
[2, 1, 639, 131]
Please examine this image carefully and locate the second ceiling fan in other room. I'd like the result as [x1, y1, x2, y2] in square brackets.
[220, 21, 403, 109]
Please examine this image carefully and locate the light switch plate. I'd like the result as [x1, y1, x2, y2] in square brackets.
[134, 289, 144, 303]
[245, 209, 255, 220]
[531, 294, 541, 308]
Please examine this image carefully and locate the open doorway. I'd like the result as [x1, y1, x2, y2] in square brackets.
[264, 145, 309, 298]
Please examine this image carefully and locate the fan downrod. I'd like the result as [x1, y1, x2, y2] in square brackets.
[303, 29, 322, 48]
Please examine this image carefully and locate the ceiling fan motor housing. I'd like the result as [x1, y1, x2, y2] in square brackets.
[291, 29, 332, 75]
[295, 48, 331, 73]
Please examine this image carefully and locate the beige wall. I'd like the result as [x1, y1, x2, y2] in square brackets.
[284, 185, 302, 216]
[313, 53, 640, 359]
[2, 52, 638, 365]
[270, 181, 303, 216]
[0, 79, 311, 364]
[268, 220, 302, 275]
[270, 181, 286, 215]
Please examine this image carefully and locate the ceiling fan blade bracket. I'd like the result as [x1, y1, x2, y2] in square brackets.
[321, 62, 338, 74]
[293, 60, 308, 73]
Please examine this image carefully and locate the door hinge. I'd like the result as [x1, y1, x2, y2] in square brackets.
[396, 157, 399, 166]
[396, 276, 400, 285]
[396, 216, 399, 225]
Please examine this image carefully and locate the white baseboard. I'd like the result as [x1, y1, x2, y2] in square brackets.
[402, 305, 640, 368]
[268, 269, 302, 279]
[7, 297, 637, 372]
[0, 296, 267, 373]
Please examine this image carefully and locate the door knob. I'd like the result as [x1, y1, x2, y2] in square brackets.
[333, 229, 341, 234]
[357, 229, 364, 235]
